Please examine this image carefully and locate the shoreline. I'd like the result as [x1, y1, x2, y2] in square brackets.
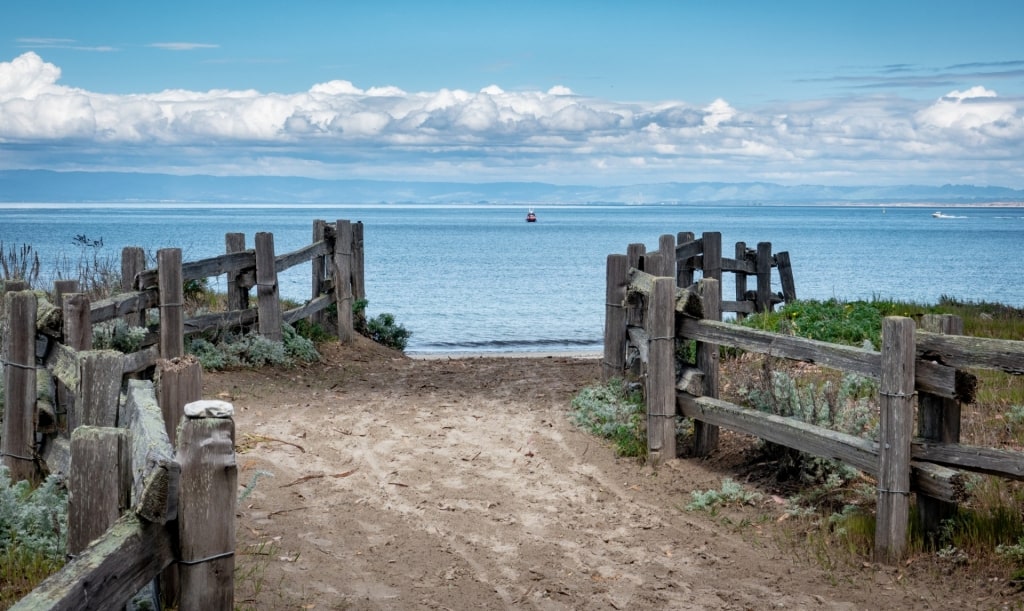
[408, 349, 602, 360]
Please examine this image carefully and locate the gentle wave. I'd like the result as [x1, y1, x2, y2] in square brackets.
[407, 337, 602, 354]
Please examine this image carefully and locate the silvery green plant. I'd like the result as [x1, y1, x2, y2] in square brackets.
[92, 319, 147, 353]
[0, 467, 68, 563]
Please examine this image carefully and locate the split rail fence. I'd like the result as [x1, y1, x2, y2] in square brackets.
[603, 230, 1024, 562]
[1, 219, 363, 609]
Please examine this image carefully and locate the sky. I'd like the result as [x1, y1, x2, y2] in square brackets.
[2, 1, 1024, 188]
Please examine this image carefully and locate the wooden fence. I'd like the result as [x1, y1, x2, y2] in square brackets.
[603, 231, 1024, 563]
[1, 219, 363, 608]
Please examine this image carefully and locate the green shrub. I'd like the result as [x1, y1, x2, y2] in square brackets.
[365, 313, 412, 352]
[571, 379, 646, 457]
[185, 323, 320, 371]
[742, 299, 883, 348]
[92, 319, 148, 353]
[0, 468, 67, 562]
[686, 478, 762, 512]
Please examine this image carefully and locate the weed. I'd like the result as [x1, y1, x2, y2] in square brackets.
[185, 323, 320, 371]
[1, 242, 41, 286]
[92, 319, 148, 353]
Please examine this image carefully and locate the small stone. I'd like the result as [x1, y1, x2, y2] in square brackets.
[184, 399, 234, 418]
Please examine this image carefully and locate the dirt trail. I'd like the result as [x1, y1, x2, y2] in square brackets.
[206, 338, 1013, 610]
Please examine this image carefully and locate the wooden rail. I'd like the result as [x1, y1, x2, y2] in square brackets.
[603, 232, 1024, 563]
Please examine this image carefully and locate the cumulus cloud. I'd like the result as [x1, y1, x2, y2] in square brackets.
[1, 52, 1022, 186]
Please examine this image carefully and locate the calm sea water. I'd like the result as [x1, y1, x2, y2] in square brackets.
[2, 203, 1022, 354]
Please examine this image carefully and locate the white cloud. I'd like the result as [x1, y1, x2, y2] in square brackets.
[1, 52, 1022, 186]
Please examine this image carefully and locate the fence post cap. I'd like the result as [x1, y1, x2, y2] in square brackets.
[184, 400, 235, 419]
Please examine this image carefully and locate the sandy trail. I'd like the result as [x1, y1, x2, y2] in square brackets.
[205, 338, 1005, 610]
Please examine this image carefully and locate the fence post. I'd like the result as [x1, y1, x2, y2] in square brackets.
[59, 292, 91, 433]
[225, 233, 248, 312]
[178, 400, 237, 610]
[353, 221, 366, 303]
[2, 290, 37, 482]
[121, 247, 146, 327]
[755, 242, 773, 313]
[917, 314, 963, 544]
[158, 249, 185, 359]
[693, 278, 721, 456]
[311, 220, 329, 330]
[333, 220, 354, 342]
[676, 232, 695, 288]
[156, 356, 203, 446]
[775, 251, 796, 303]
[647, 276, 677, 465]
[702, 231, 722, 302]
[67, 426, 130, 556]
[734, 242, 748, 321]
[874, 316, 916, 562]
[626, 243, 646, 330]
[53, 279, 80, 309]
[254, 232, 283, 341]
[602, 254, 629, 381]
[75, 351, 124, 429]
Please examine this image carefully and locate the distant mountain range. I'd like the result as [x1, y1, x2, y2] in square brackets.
[2, 170, 1023, 205]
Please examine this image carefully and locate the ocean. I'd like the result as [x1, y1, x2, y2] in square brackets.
[2, 203, 1022, 354]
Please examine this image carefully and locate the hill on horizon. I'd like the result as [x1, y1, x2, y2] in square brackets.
[2, 169, 1023, 205]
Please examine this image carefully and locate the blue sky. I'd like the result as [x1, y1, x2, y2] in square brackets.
[2, 1, 1023, 188]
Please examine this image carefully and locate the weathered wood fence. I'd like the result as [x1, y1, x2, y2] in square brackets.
[1, 219, 363, 608]
[604, 232, 1024, 563]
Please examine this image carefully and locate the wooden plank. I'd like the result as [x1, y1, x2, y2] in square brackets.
[2, 290, 37, 481]
[10, 512, 175, 611]
[274, 238, 332, 273]
[911, 442, 1024, 481]
[89, 290, 159, 326]
[332, 220, 354, 342]
[283, 294, 335, 325]
[68, 427, 130, 556]
[916, 330, 1024, 374]
[874, 316, 916, 563]
[674, 236, 702, 262]
[255, 232, 283, 341]
[183, 308, 258, 336]
[177, 405, 237, 610]
[647, 277, 677, 464]
[158, 249, 185, 359]
[603, 254, 629, 381]
[676, 394, 968, 504]
[693, 278, 721, 456]
[676, 318, 962, 400]
[122, 345, 161, 375]
[136, 250, 255, 289]
[121, 380, 179, 523]
[720, 256, 756, 274]
[678, 394, 877, 474]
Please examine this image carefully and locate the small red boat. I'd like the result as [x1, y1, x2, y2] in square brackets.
[526, 209, 537, 222]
